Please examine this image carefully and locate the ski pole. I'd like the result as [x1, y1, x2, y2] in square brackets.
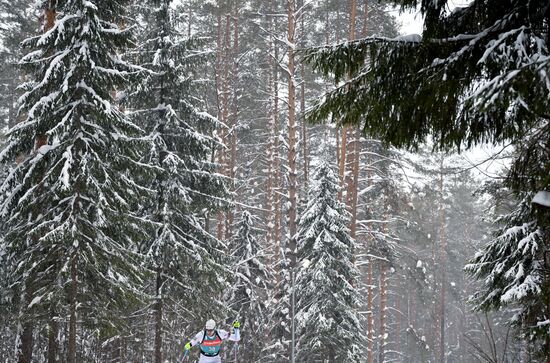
[180, 347, 189, 363]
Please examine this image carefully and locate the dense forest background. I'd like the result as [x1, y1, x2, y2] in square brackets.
[0, 0, 548, 362]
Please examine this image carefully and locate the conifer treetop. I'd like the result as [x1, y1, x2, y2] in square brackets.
[303, 0, 550, 152]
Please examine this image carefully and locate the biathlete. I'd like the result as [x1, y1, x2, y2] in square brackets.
[183, 319, 241, 362]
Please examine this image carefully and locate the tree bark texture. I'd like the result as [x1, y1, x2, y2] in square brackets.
[379, 260, 388, 363]
[67, 255, 77, 363]
[47, 308, 58, 363]
[438, 158, 446, 363]
[154, 269, 163, 363]
[17, 318, 33, 363]
[287, 0, 298, 360]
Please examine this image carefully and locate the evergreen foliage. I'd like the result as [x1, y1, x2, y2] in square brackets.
[0, 0, 154, 351]
[465, 192, 549, 357]
[125, 1, 229, 359]
[303, 0, 550, 152]
[0, 0, 540, 360]
[304, 0, 550, 353]
[130, 0, 228, 318]
[0, 0, 37, 128]
[264, 257, 292, 362]
[295, 160, 364, 362]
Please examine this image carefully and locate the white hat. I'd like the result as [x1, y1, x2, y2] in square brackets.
[205, 319, 216, 330]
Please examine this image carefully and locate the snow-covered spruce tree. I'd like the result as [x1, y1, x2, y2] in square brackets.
[0, 236, 14, 361]
[227, 210, 271, 362]
[465, 192, 548, 357]
[0, 0, 154, 361]
[264, 253, 291, 362]
[127, 1, 229, 361]
[295, 160, 364, 362]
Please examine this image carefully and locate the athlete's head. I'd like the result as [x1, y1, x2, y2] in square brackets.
[205, 319, 216, 335]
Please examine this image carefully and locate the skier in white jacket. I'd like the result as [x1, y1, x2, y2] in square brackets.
[184, 319, 241, 363]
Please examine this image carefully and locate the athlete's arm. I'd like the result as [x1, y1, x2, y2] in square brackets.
[220, 328, 240, 342]
[186, 331, 204, 348]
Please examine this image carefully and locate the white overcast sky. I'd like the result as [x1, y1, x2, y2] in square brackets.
[393, 0, 473, 35]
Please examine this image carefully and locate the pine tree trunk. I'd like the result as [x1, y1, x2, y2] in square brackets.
[438, 158, 446, 363]
[362, 0, 369, 36]
[338, 129, 347, 201]
[274, 49, 282, 292]
[366, 159, 374, 363]
[46, 8, 59, 363]
[287, 0, 298, 360]
[268, 15, 283, 290]
[218, 12, 232, 240]
[215, 4, 222, 239]
[222, 13, 231, 180]
[227, 2, 240, 240]
[17, 2, 59, 360]
[367, 261, 374, 363]
[68, 255, 78, 363]
[46, 4, 59, 363]
[266, 54, 274, 270]
[17, 318, 33, 363]
[299, 0, 308, 191]
[287, 0, 297, 255]
[215, 3, 227, 242]
[348, 1, 367, 239]
[339, 0, 358, 204]
[396, 283, 402, 354]
[379, 261, 388, 363]
[37, 0, 56, 150]
[154, 269, 163, 363]
[349, 0, 357, 39]
[431, 207, 439, 360]
[47, 307, 58, 363]
[349, 130, 360, 240]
